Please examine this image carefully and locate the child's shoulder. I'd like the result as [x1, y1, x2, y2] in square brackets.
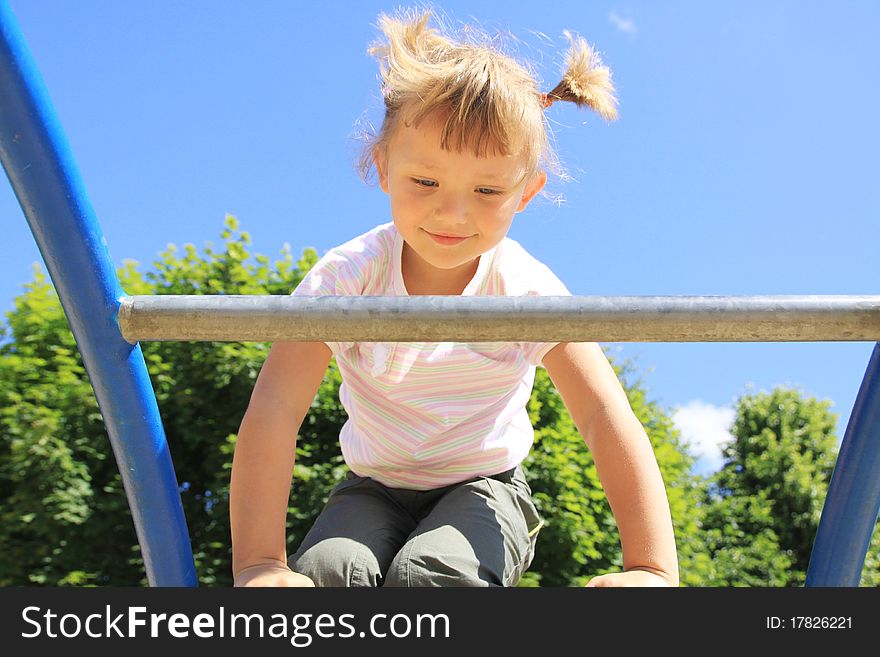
[295, 222, 394, 296]
[493, 236, 571, 297]
[325, 222, 395, 261]
[311, 222, 395, 279]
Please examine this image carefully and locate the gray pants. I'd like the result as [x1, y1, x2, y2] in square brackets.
[289, 466, 542, 587]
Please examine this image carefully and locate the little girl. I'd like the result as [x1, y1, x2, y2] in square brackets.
[230, 10, 678, 587]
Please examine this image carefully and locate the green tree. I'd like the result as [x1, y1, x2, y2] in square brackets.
[0, 216, 349, 585]
[859, 528, 880, 587]
[699, 386, 880, 586]
[522, 359, 711, 586]
[0, 268, 117, 585]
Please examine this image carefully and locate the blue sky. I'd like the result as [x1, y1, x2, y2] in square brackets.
[2, 1, 878, 475]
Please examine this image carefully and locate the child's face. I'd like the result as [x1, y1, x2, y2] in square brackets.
[374, 114, 545, 281]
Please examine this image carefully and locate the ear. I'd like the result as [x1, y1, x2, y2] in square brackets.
[515, 170, 547, 212]
[373, 146, 390, 194]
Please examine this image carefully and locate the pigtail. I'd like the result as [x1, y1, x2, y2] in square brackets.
[543, 31, 618, 120]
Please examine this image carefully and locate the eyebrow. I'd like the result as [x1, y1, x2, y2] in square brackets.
[410, 160, 510, 181]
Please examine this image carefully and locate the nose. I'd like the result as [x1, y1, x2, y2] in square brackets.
[433, 190, 468, 225]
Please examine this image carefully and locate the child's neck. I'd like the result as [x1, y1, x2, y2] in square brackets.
[401, 243, 479, 296]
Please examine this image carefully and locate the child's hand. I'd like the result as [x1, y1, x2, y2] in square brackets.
[234, 561, 316, 587]
[585, 569, 675, 587]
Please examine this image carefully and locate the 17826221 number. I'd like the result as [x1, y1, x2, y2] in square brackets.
[766, 616, 852, 630]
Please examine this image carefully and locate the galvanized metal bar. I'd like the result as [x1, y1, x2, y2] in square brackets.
[806, 342, 880, 586]
[0, 1, 196, 586]
[118, 294, 880, 343]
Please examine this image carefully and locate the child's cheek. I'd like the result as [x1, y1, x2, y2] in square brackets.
[497, 195, 519, 214]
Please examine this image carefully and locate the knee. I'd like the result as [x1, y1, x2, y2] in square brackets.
[384, 536, 496, 587]
[289, 537, 382, 587]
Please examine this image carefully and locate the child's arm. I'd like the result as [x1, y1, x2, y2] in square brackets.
[542, 342, 680, 587]
[230, 340, 333, 587]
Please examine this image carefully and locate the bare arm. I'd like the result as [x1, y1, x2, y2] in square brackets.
[230, 340, 332, 586]
[542, 342, 679, 587]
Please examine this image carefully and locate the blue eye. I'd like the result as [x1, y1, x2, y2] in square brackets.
[477, 187, 499, 195]
[413, 178, 437, 188]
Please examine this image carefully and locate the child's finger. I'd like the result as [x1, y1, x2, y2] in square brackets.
[584, 573, 620, 587]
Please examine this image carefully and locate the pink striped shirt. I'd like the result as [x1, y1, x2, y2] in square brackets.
[292, 222, 570, 489]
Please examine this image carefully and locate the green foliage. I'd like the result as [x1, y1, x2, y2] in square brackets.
[698, 387, 880, 586]
[522, 359, 710, 586]
[860, 530, 880, 587]
[0, 216, 342, 585]
[0, 268, 133, 585]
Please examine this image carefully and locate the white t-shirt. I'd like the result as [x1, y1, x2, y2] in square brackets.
[292, 222, 570, 489]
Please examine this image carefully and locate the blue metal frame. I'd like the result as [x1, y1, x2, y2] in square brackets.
[806, 342, 880, 586]
[0, 0, 196, 586]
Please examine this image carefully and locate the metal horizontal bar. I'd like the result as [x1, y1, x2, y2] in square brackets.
[118, 294, 880, 343]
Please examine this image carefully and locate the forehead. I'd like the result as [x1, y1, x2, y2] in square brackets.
[388, 115, 529, 177]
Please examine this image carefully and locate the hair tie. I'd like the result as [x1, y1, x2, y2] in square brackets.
[540, 92, 556, 109]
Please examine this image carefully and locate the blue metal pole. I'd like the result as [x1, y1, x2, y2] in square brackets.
[806, 342, 880, 586]
[0, 1, 196, 586]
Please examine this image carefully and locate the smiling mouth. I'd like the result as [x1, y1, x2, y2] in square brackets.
[424, 229, 472, 245]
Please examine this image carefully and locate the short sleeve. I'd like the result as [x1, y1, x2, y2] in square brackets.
[291, 251, 360, 356]
[516, 263, 572, 367]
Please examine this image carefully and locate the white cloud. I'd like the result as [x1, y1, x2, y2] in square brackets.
[672, 400, 736, 475]
[609, 11, 638, 36]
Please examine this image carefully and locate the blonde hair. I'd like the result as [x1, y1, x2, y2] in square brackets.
[358, 9, 617, 184]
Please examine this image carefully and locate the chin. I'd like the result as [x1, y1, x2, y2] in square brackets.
[423, 256, 471, 271]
